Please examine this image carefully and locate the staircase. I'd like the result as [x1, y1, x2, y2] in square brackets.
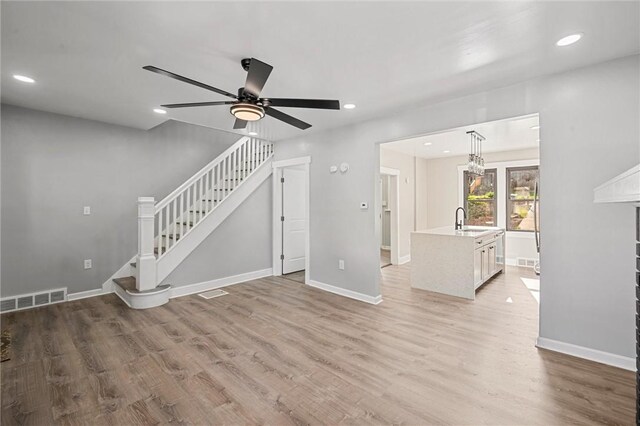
[112, 136, 274, 309]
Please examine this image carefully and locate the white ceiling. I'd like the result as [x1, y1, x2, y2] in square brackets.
[2, 2, 639, 141]
[382, 114, 539, 159]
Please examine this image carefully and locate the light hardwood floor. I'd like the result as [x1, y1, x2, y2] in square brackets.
[1, 264, 635, 425]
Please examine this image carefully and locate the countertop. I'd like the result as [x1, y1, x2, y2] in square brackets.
[413, 225, 504, 238]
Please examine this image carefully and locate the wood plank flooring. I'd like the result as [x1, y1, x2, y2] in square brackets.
[1, 264, 635, 425]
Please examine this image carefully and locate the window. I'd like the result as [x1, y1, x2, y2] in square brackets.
[507, 166, 539, 232]
[463, 169, 497, 226]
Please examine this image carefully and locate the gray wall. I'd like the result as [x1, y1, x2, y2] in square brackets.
[274, 54, 639, 359]
[162, 177, 272, 286]
[1, 104, 271, 296]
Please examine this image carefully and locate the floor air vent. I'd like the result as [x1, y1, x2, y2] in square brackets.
[0, 288, 67, 313]
[198, 289, 228, 299]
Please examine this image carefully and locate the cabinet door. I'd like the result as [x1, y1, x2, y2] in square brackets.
[474, 248, 483, 288]
[488, 245, 497, 275]
[482, 248, 490, 281]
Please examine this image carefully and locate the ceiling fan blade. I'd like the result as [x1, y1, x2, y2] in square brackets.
[243, 58, 273, 98]
[143, 65, 237, 99]
[263, 98, 340, 110]
[265, 107, 311, 130]
[233, 118, 248, 129]
[162, 101, 236, 109]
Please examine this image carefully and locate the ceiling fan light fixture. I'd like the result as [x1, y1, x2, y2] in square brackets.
[230, 103, 265, 121]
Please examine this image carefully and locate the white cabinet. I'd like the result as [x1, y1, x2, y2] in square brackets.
[473, 232, 504, 290]
[411, 226, 506, 300]
[474, 247, 483, 288]
[488, 244, 497, 275]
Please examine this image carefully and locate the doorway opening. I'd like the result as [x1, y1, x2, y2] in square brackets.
[378, 114, 541, 306]
[379, 167, 400, 268]
[272, 157, 310, 285]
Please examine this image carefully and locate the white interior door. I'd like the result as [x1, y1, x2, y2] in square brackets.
[282, 167, 306, 274]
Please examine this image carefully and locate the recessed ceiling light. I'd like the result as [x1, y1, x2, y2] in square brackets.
[443, 150, 450, 153]
[248, 131, 258, 136]
[153, 108, 167, 114]
[343, 103, 356, 109]
[530, 125, 540, 130]
[13, 74, 35, 83]
[423, 142, 432, 146]
[556, 33, 582, 47]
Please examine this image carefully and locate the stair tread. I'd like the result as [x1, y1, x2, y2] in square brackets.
[113, 276, 136, 292]
[113, 276, 170, 295]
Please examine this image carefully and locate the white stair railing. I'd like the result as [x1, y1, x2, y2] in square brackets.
[135, 136, 274, 291]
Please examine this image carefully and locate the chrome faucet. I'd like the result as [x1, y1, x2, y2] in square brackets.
[455, 207, 466, 230]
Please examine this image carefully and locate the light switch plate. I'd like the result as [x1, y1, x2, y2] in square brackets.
[84, 259, 92, 269]
[83, 206, 91, 215]
[338, 259, 345, 270]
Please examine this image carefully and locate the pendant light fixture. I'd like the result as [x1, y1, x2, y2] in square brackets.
[466, 130, 485, 176]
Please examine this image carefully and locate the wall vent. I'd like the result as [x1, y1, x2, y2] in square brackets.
[34, 293, 49, 306]
[17, 296, 33, 309]
[0, 299, 16, 312]
[0, 288, 67, 313]
[516, 257, 538, 268]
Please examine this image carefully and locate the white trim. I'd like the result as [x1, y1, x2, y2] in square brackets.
[170, 268, 273, 298]
[380, 166, 400, 176]
[593, 163, 640, 204]
[272, 156, 311, 285]
[536, 337, 636, 372]
[121, 285, 171, 309]
[380, 167, 400, 265]
[68, 287, 111, 301]
[399, 254, 411, 265]
[273, 156, 311, 169]
[307, 280, 382, 305]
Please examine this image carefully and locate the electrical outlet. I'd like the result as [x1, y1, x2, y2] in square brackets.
[83, 206, 91, 215]
[84, 259, 92, 269]
[338, 259, 345, 270]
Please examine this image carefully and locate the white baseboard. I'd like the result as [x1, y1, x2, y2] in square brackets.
[307, 280, 383, 305]
[68, 287, 111, 301]
[398, 254, 411, 265]
[505, 258, 517, 266]
[169, 268, 273, 298]
[536, 337, 636, 372]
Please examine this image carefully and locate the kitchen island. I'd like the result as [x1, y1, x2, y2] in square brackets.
[410, 226, 505, 300]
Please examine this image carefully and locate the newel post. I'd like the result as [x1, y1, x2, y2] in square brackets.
[136, 197, 157, 291]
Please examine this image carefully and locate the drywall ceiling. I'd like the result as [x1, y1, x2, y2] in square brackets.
[2, 2, 639, 141]
[381, 114, 539, 159]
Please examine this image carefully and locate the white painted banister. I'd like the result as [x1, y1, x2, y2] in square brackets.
[136, 136, 274, 291]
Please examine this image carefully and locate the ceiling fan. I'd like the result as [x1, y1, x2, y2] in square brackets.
[143, 58, 340, 130]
